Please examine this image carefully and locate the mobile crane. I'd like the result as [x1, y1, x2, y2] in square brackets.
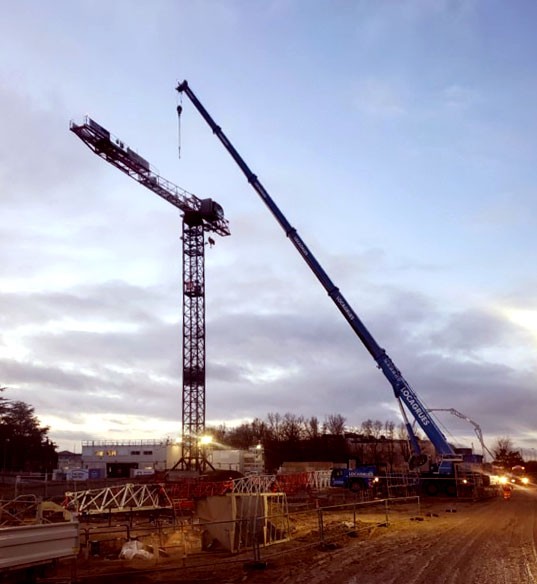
[175, 80, 477, 481]
[70, 116, 230, 472]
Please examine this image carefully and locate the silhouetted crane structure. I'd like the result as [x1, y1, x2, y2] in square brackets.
[70, 117, 230, 471]
[429, 408, 495, 461]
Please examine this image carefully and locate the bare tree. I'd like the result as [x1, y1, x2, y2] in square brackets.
[281, 413, 305, 442]
[492, 436, 524, 468]
[361, 419, 373, 437]
[324, 414, 346, 435]
[304, 416, 321, 440]
[267, 412, 283, 440]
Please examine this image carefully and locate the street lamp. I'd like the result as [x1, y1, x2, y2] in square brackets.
[198, 435, 214, 470]
[199, 435, 213, 446]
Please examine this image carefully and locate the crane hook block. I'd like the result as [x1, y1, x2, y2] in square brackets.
[177, 105, 183, 116]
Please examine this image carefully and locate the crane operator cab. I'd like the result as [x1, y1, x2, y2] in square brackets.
[200, 198, 225, 223]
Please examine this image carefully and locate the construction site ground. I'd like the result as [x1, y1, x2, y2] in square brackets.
[59, 485, 537, 584]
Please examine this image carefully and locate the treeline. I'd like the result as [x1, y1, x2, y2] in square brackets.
[209, 414, 532, 474]
[208, 413, 411, 473]
[0, 387, 57, 473]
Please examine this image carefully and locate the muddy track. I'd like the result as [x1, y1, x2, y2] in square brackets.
[277, 488, 537, 584]
[73, 487, 537, 584]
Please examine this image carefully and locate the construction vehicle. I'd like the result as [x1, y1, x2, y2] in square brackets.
[175, 80, 483, 495]
[70, 116, 230, 472]
[330, 466, 379, 491]
[508, 465, 529, 486]
[428, 408, 495, 461]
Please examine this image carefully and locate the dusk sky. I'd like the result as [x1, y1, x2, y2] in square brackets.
[1, 1, 536, 457]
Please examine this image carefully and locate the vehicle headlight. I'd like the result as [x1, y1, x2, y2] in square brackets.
[522, 477, 529, 485]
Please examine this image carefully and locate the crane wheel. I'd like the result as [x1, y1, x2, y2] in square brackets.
[424, 482, 439, 496]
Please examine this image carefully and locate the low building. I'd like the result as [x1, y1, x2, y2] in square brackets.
[209, 447, 264, 475]
[57, 450, 82, 472]
[53, 450, 84, 480]
[278, 461, 332, 474]
[81, 439, 181, 479]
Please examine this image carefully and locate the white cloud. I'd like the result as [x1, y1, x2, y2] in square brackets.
[0, 1, 536, 456]
[440, 84, 478, 110]
[352, 79, 408, 117]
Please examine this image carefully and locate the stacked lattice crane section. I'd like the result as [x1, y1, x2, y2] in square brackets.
[70, 117, 230, 472]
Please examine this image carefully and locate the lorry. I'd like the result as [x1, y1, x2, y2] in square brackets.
[507, 465, 530, 486]
[175, 81, 483, 495]
[330, 466, 379, 491]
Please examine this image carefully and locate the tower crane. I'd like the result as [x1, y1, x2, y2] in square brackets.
[70, 116, 230, 472]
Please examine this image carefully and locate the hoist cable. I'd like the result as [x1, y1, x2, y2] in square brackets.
[176, 93, 183, 159]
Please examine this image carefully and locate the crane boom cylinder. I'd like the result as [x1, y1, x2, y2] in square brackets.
[176, 80, 455, 459]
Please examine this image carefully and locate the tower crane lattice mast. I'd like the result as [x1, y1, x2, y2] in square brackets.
[70, 116, 230, 472]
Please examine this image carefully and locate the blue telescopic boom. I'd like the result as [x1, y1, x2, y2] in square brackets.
[176, 80, 455, 460]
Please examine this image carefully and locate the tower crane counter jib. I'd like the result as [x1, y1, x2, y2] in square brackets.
[176, 80, 460, 470]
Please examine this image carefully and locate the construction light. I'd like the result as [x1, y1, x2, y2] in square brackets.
[199, 435, 213, 446]
[521, 477, 530, 485]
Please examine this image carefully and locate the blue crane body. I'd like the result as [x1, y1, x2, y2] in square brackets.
[175, 80, 457, 468]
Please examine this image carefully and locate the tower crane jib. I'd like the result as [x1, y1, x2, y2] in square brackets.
[70, 116, 229, 237]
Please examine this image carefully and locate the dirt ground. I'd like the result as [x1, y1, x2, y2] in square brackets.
[68, 486, 537, 584]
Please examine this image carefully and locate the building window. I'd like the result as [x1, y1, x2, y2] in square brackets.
[106, 450, 117, 457]
[95, 450, 104, 458]
[130, 450, 140, 455]
[143, 450, 153, 455]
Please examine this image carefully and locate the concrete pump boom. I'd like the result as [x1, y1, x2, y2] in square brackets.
[429, 408, 495, 461]
[176, 80, 457, 466]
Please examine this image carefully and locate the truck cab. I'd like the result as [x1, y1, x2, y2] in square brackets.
[330, 465, 378, 491]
